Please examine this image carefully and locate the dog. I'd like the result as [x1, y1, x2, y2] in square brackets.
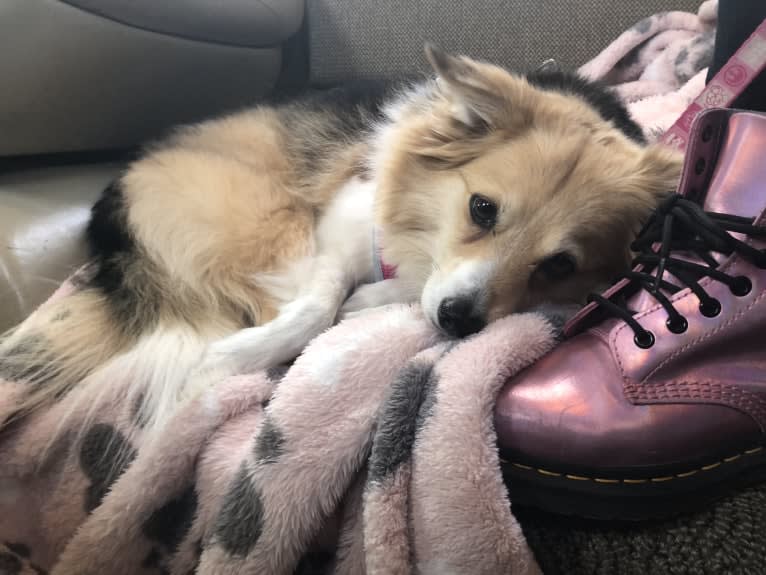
[0, 45, 682, 433]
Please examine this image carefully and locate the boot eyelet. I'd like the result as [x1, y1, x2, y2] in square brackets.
[694, 158, 706, 175]
[700, 298, 721, 318]
[666, 316, 688, 334]
[730, 276, 752, 297]
[701, 125, 713, 142]
[634, 330, 655, 349]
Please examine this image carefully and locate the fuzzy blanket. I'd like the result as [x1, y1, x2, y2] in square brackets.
[2, 3, 755, 575]
[578, 0, 718, 142]
[0, 277, 559, 575]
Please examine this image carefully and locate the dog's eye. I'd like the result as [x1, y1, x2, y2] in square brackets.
[469, 194, 497, 229]
[538, 252, 577, 281]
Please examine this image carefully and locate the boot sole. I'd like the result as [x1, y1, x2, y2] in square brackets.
[500, 445, 766, 520]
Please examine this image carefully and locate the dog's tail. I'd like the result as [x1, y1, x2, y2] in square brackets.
[0, 288, 130, 419]
[0, 286, 214, 438]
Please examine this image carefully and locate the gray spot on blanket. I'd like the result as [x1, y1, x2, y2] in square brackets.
[79, 424, 137, 513]
[615, 42, 644, 69]
[633, 16, 654, 35]
[143, 485, 198, 550]
[254, 417, 285, 464]
[215, 464, 264, 556]
[266, 364, 290, 383]
[529, 304, 580, 340]
[675, 48, 689, 66]
[692, 31, 715, 71]
[368, 359, 439, 482]
[0, 336, 55, 386]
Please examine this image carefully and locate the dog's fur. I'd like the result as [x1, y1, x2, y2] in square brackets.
[0, 46, 682, 433]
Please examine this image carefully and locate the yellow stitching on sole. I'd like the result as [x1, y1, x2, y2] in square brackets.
[676, 470, 698, 478]
[504, 445, 763, 484]
[565, 474, 589, 481]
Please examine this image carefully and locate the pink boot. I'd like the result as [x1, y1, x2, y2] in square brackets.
[495, 108, 766, 519]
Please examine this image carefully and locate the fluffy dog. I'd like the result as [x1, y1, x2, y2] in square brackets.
[0, 45, 681, 432]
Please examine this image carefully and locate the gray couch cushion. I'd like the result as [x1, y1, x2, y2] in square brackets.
[307, 0, 704, 83]
[61, 0, 304, 47]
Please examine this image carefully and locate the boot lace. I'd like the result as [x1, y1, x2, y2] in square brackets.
[588, 193, 766, 348]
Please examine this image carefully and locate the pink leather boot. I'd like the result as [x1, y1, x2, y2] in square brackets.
[495, 108, 766, 519]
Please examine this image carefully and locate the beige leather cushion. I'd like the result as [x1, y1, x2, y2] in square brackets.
[0, 163, 122, 331]
[62, 0, 304, 47]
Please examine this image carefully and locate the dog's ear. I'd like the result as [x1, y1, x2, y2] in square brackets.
[425, 43, 527, 131]
[610, 144, 684, 260]
[634, 145, 685, 199]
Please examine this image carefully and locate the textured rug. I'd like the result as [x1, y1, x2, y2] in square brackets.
[517, 483, 766, 574]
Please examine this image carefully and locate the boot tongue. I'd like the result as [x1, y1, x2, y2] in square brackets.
[628, 113, 766, 315]
[700, 113, 766, 219]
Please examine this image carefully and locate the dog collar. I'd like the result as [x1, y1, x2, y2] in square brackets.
[372, 226, 397, 281]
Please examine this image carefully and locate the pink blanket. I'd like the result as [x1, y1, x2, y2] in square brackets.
[579, 0, 717, 141]
[0, 4, 715, 574]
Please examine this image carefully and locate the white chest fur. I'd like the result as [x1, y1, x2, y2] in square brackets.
[315, 176, 378, 286]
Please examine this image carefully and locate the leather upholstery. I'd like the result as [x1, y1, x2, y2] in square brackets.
[61, 0, 304, 48]
[0, 163, 121, 331]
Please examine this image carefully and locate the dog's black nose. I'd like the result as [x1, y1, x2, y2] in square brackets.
[437, 297, 486, 338]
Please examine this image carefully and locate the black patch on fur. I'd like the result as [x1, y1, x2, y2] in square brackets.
[368, 360, 438, 482]
[526, 71, 646, 144]
[31, 565, 47, 575]
[86, 181, 159, 335]
[215, 464, 264, 556]
[143, 486, 198, 551]
[79, 424, 137, 512]
[141, 548, 162, 569]
[3, 543, 29, 558]
[253, 417, 285, 464]
[0, 551, 22, 574]
[278, 79, 408, 176]
[675, 48, 689, 66]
